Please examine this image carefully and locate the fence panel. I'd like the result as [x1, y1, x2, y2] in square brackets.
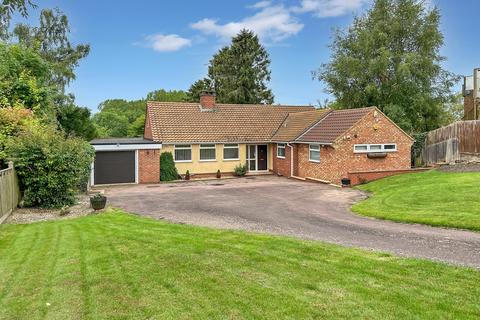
[425, 121, 480, 164]
[0, 162, 20, 221]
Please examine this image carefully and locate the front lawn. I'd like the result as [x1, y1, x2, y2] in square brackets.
[0, 210, 479, 319]
[353, 170, 480, 231]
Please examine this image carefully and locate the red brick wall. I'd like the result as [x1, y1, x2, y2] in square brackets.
[138, 149, 160, 183]
[296, 109, 413, 185]
[348, 168, 430, 186]
[144, 110, 153, 140]
[272, 143, 292, 176]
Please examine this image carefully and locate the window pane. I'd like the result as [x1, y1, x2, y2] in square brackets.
[175, 149, 191, 161]
[384, 144, 396, 150]
[200, 148, 216, 160]
[355, 145, 368, 151]
[224, 147, 239, 159]
[370, 145, 382, 151]
[200, 144, 215, 148]
[249, 159, 256, 171]
[310, 150, 320, 162]
[309, 144, 320, 151]
[248, 145, 256, 159]
[224, 143, 238, 147]
[277, 146, 285, 157]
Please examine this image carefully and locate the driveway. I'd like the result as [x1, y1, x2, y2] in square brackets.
[103, 175, 480, 268]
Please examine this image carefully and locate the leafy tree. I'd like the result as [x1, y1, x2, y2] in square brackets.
[93, 111, 129, 137]
[443, 92, 464, 123]
[146, 89, 188, 102]
[0, 43, 54, 118]
[13, 8, 90, 92]
[128, 114, 145, 137]
[190, 30, 274, 104]
[56, 103, 97, 140]
[315, 0, 458, 133]
[0, 0, 36, 39]
[186, 78, 213, 102]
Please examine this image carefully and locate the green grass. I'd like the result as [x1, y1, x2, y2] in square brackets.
[353, 170, 480, 231]
[0, 210, 479, 319]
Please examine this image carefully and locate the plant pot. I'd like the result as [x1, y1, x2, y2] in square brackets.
[341, 178, 351, 187]
[185, 175, 190, 181]
[90, 195, 107, 210]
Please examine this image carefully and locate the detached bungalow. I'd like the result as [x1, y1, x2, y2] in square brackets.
[90, 92, 413, 186]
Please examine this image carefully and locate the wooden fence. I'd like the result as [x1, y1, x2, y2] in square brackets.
[424, 121, 480, 165]
[0, 162, 20, 223]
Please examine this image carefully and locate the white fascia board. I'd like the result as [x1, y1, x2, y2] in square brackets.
[92, 144, 162, 151]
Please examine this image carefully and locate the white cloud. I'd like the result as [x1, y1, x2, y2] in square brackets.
[249, 0, 272, 9]
[145, 34, 191, 52]
[191, 4, 303, 43]
[292, 0, 369, 17]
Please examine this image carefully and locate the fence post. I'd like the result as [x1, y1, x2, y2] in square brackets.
[8, 161, 15, 210]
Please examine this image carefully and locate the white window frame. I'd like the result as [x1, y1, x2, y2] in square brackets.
[223, 144, 239, 161]
[353, 144, 397, 153]
[199, 144, 216, 162]
[174, 144, 192, 162]
[277, 143, 286, 159]
[309, 144, 320, 163]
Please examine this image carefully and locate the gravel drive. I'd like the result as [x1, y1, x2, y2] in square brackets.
[102, 176, 480, 268]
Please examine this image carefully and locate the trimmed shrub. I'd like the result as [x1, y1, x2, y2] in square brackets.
[160, 152, 179, 181]
[6, 126, 94, 208]
[234, 163, 247, 176]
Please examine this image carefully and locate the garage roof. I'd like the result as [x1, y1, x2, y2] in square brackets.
[90, 138, 161, 145]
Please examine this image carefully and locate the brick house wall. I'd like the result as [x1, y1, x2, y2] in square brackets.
[295, 110, 413, 185]
[138, 149, 160, 183]
[272, 143, 300, 177]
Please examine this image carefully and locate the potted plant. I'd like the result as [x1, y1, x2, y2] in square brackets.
[90, 193, 107, 210]
[185, 170, 190, 180]
[341, 177, 351, 187]
[216, 169, 221, 179]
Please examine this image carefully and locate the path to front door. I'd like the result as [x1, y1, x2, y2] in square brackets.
[247, 144, 268, 172]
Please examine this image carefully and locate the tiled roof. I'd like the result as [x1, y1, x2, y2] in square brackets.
[146, 101, 314, 143]
[296, 107, 374, 144]
[272, 109, 330, 142]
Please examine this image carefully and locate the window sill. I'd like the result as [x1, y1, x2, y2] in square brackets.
[199, 159, 217, 162]
[277, 156, 286, 159]
[309, 160, 320, 163]
[223, 158, 240, 161]
[174, 160, 192, 163]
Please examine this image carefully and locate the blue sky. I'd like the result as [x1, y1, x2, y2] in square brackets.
[16, 0, 480, 111]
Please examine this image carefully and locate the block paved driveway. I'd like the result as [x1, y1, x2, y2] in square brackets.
[103, 176, 480, 268]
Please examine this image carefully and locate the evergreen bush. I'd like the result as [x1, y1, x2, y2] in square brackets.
[160, 152, 179, 181]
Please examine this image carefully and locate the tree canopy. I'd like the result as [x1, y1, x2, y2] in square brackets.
[315, 0, 458, 133]
[188, 30, 274, 104]
[93, 89, 189, 138]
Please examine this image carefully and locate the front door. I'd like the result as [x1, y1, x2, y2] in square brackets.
[257, 145, 268, 170]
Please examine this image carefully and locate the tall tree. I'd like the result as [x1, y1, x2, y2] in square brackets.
[0, 0, 35, 39]
[315, 0, 458, 133]
[189, 30, 274, 104]
[186, 78, 213, 102]
[146, 89, 188, 102]
[13, 8, 90, 92]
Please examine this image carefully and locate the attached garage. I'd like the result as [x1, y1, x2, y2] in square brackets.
[90, 138, 162, 186]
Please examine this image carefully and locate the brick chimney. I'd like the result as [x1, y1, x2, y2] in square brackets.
[200, 91, 216, 110]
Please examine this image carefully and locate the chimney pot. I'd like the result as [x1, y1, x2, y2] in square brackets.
[200, 91, 216, 109]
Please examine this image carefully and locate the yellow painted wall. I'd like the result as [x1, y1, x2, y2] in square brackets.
[161, 144, 273, 174]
